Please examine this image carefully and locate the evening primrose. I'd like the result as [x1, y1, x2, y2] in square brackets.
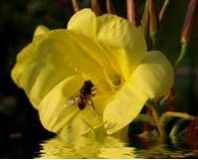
[11, 9, 174, 137]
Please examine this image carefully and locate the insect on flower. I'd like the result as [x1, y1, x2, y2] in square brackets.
[67, 80, 96, 110]
[77, 80, 96, 110]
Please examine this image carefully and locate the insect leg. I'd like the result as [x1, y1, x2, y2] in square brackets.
[90, 99, 96, 110]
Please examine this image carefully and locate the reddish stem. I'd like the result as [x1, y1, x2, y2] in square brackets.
[140, 0, 149, 38]
[72, 0, 80, 12]
[126, 0, 138, 25]
[91, 0, 102, 16]
[106, 0, 115, 14]
[181, 0, 198, 44]
[149, 0, 159, 35]
[167, 88, 175, 111]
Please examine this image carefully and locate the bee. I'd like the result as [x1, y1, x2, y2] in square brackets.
[77, 80, 96, 110]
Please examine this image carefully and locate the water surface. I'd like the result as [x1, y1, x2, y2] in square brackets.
[37, 135, 198, 159]
[0, 134, 197, 158]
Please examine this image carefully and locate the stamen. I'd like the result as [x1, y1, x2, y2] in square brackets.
[113, 75, 123, 88]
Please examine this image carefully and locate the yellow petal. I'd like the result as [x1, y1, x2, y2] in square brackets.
[68, 9, 147, 79]
[38, 74, 82, 132]
[104, 51, 174, 134]
[130, 51, 174, 99]
[12, 29, 105, 135]
[33, 25, 50, 37]
[38, 74, 103, 135]
[96, 14, 146, 78]
[59, 108, 103, 138]
[11, 29, 113, 107]
[67, 9, 96, 38]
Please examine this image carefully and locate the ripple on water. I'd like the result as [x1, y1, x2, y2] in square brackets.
[36, 135, 198, 159]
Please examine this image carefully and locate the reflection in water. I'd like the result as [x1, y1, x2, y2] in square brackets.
[38, 135, 198, 158]
[136, 142, 198, 158]
[38, 135, 137, 158]
[132, 137, 198, 158]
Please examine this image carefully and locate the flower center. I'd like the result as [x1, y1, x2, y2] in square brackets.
[112, 75, 123, 89]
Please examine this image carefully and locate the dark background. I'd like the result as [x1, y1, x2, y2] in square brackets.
[0, 0, 197, 158]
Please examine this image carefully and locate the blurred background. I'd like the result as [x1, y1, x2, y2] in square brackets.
[0, 0, 197, 158]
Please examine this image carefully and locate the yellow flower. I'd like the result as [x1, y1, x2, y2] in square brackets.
[11, 9, 174, 137]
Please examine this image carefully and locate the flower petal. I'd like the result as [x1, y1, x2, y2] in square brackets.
[38, 75, 82, 132]
[38, 74, 102, 135]
[96, 14, 146, 77]
[34, 25, 50, 37]
[103, 51, 174, 134]
[11, 28, 105, 136]
[130, 51, 174, 99]
[68, 9, 147, 79]
[67, 9, 96, 38]
[11, 29, 113, 107]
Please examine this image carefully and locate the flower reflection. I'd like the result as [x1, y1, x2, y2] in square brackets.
[39, 135, 137, 158]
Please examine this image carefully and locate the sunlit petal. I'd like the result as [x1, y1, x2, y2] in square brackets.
[68, 9, 147, 79]
[34, 25, 50, 37]
[104, 51, 174, 134]
[11, 29, 113, 106]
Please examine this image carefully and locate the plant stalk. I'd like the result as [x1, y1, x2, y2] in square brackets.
[72, 0, 80, 12]
[126, 0, 138, 26]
